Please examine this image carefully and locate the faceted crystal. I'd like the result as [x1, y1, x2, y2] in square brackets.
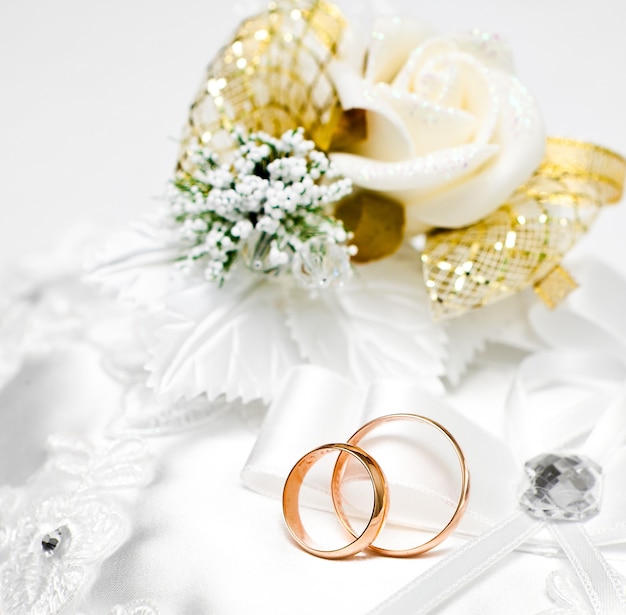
[41, 526, 67, 556]
[291, 237, 351, 289]
[520, 453, 602, 522]
[240, 230, 291, 276]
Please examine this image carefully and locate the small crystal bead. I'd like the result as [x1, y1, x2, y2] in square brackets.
[520, 453, 602, 522]
[241, 230, 291, 275]
[292, 237, 351, 289]
[41, 526, 66, 556]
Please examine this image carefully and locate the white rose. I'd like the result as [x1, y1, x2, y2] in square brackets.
[329, 16, 546, 234]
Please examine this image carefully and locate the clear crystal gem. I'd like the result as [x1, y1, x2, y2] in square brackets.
[241, 230, 291, 276]
[292, 237, 351, 289]
[520, 453, 602, 521]
[41, 526, 67, 556]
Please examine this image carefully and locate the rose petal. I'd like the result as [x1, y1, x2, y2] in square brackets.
[330, 80, 478, 162]
[328, 59, 374, 111]
[402, 74, 545, 230]
[454, 29, 515, 73]
[378, 84, 478, 156]
[451, 52, 500, 145]
[329, 16, 546, 233]
[336, 81, 415, 161]
[331, 143, 499, 193]
[393, 37, 461, 106]
[365, 16, 435, 84]
[406, 57, 463, 109]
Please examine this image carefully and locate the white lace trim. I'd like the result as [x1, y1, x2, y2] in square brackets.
[0, 437, 156, 615]
[79, 600, 159, 615]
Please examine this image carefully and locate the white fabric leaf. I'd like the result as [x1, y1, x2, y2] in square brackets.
[443, 291, 542, 385]
[87, 218, 183, 309]
[145, 273, 301, 403]
[111, 385, 243, 437]
[286, 252, 446, 389]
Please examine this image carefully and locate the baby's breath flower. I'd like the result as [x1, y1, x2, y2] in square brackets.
[170, 127, 354, 285]
[231, 219, 253, 239]
[256, 216, 280, 234]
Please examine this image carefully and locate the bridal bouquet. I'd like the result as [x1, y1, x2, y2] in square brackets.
[91, 0, 625, 409]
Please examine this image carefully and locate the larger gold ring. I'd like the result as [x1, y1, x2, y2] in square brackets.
[332, 413, 470, 557]
[282, 443, 389, 559]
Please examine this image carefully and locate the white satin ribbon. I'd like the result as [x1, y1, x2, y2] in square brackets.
[529, 259, 626, 365]
[371, 351, 626, 615]
[370, 512, 542, 615]
[549, 522, 626, 614]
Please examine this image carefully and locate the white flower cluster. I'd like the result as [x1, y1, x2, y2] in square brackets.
[170, 128, 354, 285]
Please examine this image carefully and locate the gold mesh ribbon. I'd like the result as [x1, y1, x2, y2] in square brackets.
[422, 138, 626, 320]
[177, 0, 346, 175]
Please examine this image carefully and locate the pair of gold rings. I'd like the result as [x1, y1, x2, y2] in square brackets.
[282, 413, 470, 559]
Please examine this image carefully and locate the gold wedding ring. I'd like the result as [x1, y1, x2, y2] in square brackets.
[332, 414, 470, 557]
[282, 443, 389, 559]
[282, 414, 470, 559]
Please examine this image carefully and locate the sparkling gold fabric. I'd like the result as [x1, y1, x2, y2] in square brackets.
[534, 266, 578, 309]
[177, 0, 346, 174]
[422, 138, 626, 320]
[539, 138, 626, 204]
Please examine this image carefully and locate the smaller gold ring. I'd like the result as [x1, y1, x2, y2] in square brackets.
[282, 443, 389, 559]
[332, 414, 470, 558]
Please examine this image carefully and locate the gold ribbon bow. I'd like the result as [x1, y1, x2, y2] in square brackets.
[422, 139, 626, 319]
[177, 0, 626, 320]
